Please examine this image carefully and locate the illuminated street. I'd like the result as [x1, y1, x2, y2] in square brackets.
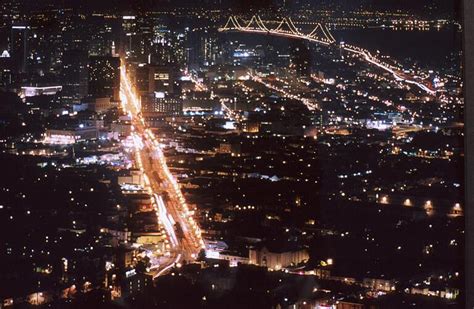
[0, 1, 465, 308]
[120, 65, 204, 277]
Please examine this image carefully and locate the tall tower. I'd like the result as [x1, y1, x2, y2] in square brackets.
[289, 40, 311, 77]
[10, 24, 28, 74]
[61, 49, 89, 104]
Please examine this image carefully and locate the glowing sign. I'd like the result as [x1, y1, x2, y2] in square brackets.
[205, 250, 220, 259]
[223, 121, 236, 130]
[154, 73, 169, 80]
[155, 91, 165, 99]
[125, 269, 136, 278]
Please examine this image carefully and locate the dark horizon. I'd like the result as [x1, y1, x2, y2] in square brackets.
[8, 0, 462, 18]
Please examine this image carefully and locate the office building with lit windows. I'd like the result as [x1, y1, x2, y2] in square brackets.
[88, 55, 121, 101]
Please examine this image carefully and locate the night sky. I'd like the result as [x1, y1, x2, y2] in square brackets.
[15, 0, 462, 19]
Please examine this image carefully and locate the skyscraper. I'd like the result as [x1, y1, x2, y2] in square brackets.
[61, 49, 89, 104]
[141, 93, 183, 116]
[135, 64, 181, 97]
[289, 40, 311, 77]
[88, 56, 121, 101]
[121, 15, 137, 57]
[10, 24, 28, 74]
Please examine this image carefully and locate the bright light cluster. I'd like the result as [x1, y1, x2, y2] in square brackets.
[121, 64, 205, 265]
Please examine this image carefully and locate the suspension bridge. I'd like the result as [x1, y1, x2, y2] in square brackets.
[218, 15, 336, 45]
[218, 16, 436, 96]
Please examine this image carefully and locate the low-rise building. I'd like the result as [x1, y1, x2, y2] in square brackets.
[120, 271, 153, 298]
[362, 278, 396, 292]
[249, 242, 309, 270]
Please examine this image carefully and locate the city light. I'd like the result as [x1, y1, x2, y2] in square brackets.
[120, 64, 205, 270]
[0, 2, 464, 307]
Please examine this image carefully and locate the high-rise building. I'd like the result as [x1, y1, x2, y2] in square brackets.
[339, 41, 345, 59]
[136, 63, 183, 124]
[135, 64, 181, 97]
[87, 14, 119, 57]
[88, 56, 121, 101]
[121, 15, 137, 57]
[0, 50, 13, 89]
[141, 92, 183, 116]
[201, 34, 219, 66]
[289, 40, 311, 77]
[187, 30, 220, 68]
[10, 24, 28, 74]
[121, 15, 153, 63]
[147, 27, 187, 66]
[61, 50, 89, 104]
